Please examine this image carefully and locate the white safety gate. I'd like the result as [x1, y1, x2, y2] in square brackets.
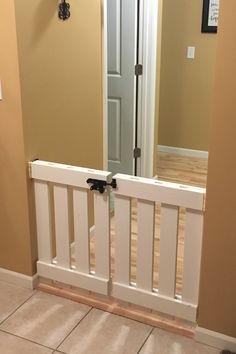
[30, 160, 205, 322]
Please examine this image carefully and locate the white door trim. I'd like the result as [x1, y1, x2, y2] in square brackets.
[138, 0, 158, 178]
[102, 0, 159, 177]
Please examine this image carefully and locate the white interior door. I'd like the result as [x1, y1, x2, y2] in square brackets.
[107, 0, 138, 175]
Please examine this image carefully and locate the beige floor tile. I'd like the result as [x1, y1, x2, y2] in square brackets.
[0, 330, 53, 354]
[58, 308, 152, 354]
[0, 291, 91, 349]
[0, 280, 34, 323]
[139, 328, 220, 354]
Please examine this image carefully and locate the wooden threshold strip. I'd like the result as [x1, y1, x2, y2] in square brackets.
[37, 282, 195, 338]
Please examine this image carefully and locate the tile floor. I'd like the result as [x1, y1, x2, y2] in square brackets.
[0, 280, 220, 354]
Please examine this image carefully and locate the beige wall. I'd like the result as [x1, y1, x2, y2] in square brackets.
[198, 0, 236, 337]
[14, 0, 104, 243]
[158, 0, 217, 151]
[0, 0, 34, 275]
[14, 0, 103, 169]
[0, 0, 104, 276]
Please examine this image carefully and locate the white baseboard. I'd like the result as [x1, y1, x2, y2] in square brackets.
[195, 326, 236, 351]
[158, 145, 209, 159]
[0, 267, 39, 289]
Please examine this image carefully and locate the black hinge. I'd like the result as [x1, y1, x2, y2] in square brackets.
[87, 178, 117, 194]
[133, 147, 141, 159]
[135, 64, 143, 76]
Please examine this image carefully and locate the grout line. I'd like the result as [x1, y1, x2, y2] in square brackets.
[136, 327, 155, 354]
[0, 290, 37, 326]
[84, 305, 155, 328]
[55, 306, 93, 351]
[55, 306, 155, 353]
[0, 328, 55, 351]
[0, 290, 91, 353]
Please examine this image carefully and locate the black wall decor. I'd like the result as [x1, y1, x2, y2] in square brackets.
[201, 0, 220, 33]
[59, 0, 70, 21]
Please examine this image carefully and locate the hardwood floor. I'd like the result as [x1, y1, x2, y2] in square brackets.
[157, 152, 208, 188]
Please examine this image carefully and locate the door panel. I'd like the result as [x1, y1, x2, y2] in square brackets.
[107, 1, 121, 75]
[108, 99, 121, 162]
[107, 0, 137, 175]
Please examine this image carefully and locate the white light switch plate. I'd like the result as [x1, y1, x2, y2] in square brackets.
[187, 46, 195, 59]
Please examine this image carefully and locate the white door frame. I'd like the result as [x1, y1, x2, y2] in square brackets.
[102, 0, 159, 178]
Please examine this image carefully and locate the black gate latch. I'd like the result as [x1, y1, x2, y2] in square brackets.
[86, 178, 117, 194]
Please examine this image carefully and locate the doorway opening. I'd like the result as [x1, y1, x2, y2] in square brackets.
[102, 0, 159, 178]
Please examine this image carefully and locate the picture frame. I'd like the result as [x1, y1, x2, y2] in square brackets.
[201, 0, 220, 33]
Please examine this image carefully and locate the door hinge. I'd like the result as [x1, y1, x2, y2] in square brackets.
[135, 64, 143, 76]
[133, 147, 141, 159]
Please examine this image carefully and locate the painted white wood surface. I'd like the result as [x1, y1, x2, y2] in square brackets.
[0, 267, 38, 290]
[158, 145, 209, 159]
[54, 184, 71, 268]
[34, 181, 52, 263]
[138, 0, 159, 178]
[73, 188, 90, 273]
[112, 282, 197, 322]
[37, 261, 110, 295]
[112, 173, 205, 321]
[29, 160, 111, 189]
[158, 204, 179, 298]
[114, 195, 131, 284]
[114, 174, 205, 210]
[94, 191, 110, 279]
[136, 199, 155, 291]
[31, 160, 206, 320]
[195, 326, 236, 352]
[182, 209, 204, 304]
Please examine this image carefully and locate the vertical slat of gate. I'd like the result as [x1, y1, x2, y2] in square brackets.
[114, 195, 131, 285]
[34, 181, 52, 263]
[158, 204, 179, 298]
[182, 209, 204, 304]
[94, 191, 110, 279]
[73, 188, 90, 273]
[136, 199, 155, 290]
[54, 184, 71, 268]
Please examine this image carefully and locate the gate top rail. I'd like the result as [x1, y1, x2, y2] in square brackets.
[29, 160, 112, 189]
[113, 173, 206, 211]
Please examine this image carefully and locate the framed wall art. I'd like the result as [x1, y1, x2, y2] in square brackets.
[202, 0, 220, 33]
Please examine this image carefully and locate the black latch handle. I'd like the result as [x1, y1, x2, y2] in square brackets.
[86, 178, 117, 194]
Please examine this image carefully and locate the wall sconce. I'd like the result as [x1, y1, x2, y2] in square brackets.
[58, 0, 70, 21]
